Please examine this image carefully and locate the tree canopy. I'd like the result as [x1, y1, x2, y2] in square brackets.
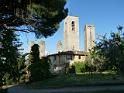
[0, 0, 68, 38]
[28, 44, 51, 82]
[0, 29, 23, 86]
[89, 26, 124, 72]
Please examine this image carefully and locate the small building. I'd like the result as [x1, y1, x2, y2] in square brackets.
[47, 51, 88, 73]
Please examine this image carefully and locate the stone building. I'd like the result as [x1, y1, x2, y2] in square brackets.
[84, 24, 95, 52]
[48, 16, 91, 73]
[38, 41, 45, 58]
[48, 51, 87, 73]
[64, 16, 80, 51]
[28, 16, 96, 73]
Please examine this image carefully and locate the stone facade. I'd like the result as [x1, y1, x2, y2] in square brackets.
[84, 24, 95, 52]
[48, 51, 87, 73]
[64, 16, 80, 51]
[38, 41, 45, 58]
[28, 16, 96, 73]
[47, 16, 96, 73]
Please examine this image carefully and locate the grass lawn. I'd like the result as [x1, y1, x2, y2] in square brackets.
[24, 72, 124, 89]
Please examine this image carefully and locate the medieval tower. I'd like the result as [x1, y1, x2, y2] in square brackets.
[38, 40, 45, 58]
[64, 16, 80, 51]
[84, 24, 95, 52]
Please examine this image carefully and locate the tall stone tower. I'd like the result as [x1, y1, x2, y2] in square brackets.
[38, 40, 45, 58]
[84, 24, 95, 52]
[64, 16, 80, 51]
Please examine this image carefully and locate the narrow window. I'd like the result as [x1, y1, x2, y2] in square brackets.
[72, 21, 75, 31]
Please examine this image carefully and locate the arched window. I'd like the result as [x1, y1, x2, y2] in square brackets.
[72, 21, 75, 31]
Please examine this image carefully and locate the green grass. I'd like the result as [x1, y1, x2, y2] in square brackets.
[24, 73, 124, 89]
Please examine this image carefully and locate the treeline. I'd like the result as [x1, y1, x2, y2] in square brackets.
[0, 29, 25, 87]
[0, 32, 51, 87]
[0, 0, 68, 90]
[74, 26, 124, 73]
[28, 44, 51, 82]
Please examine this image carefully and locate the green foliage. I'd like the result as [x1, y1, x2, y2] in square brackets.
[0, 0, 68, 38]
[0, 29, 23, 86]
[29, 44, 40, 63]
[28, 44, 40, 82]
[25, 73, 124, 89]
[28, 44, 51, 82]
[0, 89, 8, 93]
[28, 57, 51, 82]
[69, 65, 76, 74]
[28, 62, 42, 82]
[74, 61, 96, 73]
[73, 62, 85, 73]
[0, 0, 68, 86]
[67, 26, 124, 74]
[16, 56, 27, 83]
[88, 51, 106, 72]
[40, 57, 51, 77]
[90, 26, 124, 73]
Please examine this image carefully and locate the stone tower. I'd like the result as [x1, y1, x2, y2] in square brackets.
[38, 40, 45, 58]
[64, 16, 80, 51]
[84, 24, 95, 52]
[57, 40, 63, 52]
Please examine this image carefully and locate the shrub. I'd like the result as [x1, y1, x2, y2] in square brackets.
[69, 65, 76, 74]
[74, 62, 86, 73]
[0, 89, 8, 93]
[28, 57, 51, 82]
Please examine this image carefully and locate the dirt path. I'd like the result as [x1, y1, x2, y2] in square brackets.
[8, 85, 124, 93]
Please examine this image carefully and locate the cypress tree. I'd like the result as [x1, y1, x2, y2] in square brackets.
[0, 29, 22, 86]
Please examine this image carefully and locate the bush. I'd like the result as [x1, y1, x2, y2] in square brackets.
[74, 62, 86, 73]
[69, 65, 76, 74]
[28, 57, 51, 82]
[73, 60, 97, 73]
[0, 89, 8, 93]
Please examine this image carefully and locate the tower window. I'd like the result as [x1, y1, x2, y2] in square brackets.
[72, 21, 75, 31]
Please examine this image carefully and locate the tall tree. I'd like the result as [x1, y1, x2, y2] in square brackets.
[29, 44, 40, 63]
[0, 29, 22, 86]
[90, 26, 124, 72]
[0, 0, 68, 38]
[28, 44, 51, 82]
